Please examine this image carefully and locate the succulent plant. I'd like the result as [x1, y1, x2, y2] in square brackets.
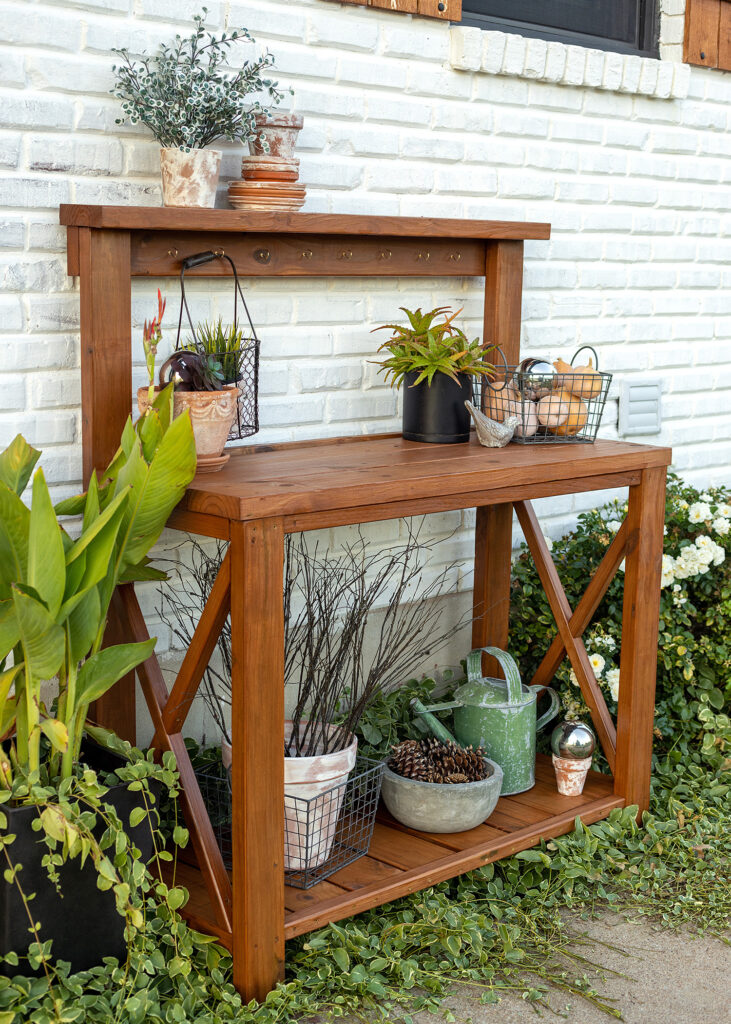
[159, 350, 225, 392]
[373, 306, 494, 389]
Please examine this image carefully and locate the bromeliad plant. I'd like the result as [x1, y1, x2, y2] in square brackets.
[374, 306, 494, 389]
[142, 288, 166, 405]
[0, 385, 196, 786]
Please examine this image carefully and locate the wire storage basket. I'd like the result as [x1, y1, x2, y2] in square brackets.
[174, 249, 261, 441]
[473, 346, 611, 444]
[195, 756, 385, 890]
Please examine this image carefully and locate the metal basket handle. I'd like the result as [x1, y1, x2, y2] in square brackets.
[174, 250, 260, 357]
[483, 345, 511, 392]
[570, 345, 600, 370]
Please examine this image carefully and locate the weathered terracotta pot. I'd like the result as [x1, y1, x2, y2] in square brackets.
[250, 113, 304, 160]
[159, 148, 221, 208]
[284, 722, 357, 872]
[137, 385, 239, 463]
[552, 753, 592, 795]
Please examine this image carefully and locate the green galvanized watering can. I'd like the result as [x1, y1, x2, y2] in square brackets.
[412, 647, 559, 795]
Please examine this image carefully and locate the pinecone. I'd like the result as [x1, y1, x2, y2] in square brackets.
[388, 738, 489, 784]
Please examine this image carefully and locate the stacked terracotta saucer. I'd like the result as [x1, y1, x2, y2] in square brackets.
[228, 113, 306, 212]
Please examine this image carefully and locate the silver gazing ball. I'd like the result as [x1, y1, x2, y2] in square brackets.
[551, 720, 596, 760]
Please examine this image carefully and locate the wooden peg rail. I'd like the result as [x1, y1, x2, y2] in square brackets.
[60, 205, 670, 1003]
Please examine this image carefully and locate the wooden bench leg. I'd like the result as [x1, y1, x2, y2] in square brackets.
[472, 503, 513, 679]
[230, 518, 286, 1000]
[614, 467, 666, 816]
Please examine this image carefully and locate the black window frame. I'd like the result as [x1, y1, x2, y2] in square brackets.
[459, 1, 660, 60]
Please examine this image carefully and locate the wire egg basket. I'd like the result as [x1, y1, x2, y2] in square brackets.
[473, 346, 611, 444]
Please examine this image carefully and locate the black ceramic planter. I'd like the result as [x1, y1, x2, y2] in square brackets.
[402, 371, 472, 444]
[0, 741, 156, 974]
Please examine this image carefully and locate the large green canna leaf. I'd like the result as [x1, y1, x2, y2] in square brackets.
[0, 600, 20, 663]
[39, 717, 68, 753]
[76, 639, 156, 706]
[118, 557, 168, 584]
[139, 406, 164, 463]
[0, 482, 31, 589]
[82, 472, 100, 530]
[0, 435, 40, 497]
[27, 468, 65, 619]
[0, 664, 21, 707]
[12, 585, 65, 681]
[65, 488, 128, 569]
[112, 409, 195, 573]
[67, 587, 101, 666]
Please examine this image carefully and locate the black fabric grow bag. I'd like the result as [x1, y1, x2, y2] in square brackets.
[0, 740, 156, 974]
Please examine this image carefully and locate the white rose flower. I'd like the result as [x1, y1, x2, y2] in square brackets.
[712, 544, 725, 566]
[699, 492, 713, 503]
[716, 503, 731, 519]
[712, 517, 730, 537]
[694, 537, 715, 565]
[589, 653, 605, 677]
[688, 502, 712, 524]
[661, 554, 675, 588]
[569, 669, 579, 687]
[606, 519, 622, 533]
[606, 669, 620, 701]
[596, 635, 616, 651]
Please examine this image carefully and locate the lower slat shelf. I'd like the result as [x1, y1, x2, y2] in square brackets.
[163, 755, 622, 946]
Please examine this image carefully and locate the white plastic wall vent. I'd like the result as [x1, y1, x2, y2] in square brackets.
[619, 379, 663, 437]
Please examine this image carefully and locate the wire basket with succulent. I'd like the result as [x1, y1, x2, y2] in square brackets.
[373, 306, 494, 444]
[111, 9, 286, 207]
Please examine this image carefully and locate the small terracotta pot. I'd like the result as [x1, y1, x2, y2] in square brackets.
[552, 753, 592, 795]
[284, 721, 357, 871]
[159, 148, 221, 208]
[250, 113, 304, 160]
[137, 385, 239, 463]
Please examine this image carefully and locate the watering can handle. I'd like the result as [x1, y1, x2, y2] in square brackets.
[531, 686, 561, 731]
[467, 647, 523, 705]
[410, 698, 460, 746]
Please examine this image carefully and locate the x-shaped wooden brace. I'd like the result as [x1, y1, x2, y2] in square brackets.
[514, 500, 625, 772]
[110, 551, 234, 938]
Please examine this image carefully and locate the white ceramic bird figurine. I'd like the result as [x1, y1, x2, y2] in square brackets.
[465, 401, 517, 448]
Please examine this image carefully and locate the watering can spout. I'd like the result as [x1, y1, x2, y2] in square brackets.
[411, 697, 459, 746]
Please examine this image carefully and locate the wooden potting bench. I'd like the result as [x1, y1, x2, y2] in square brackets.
[60, 205, 670, 1002]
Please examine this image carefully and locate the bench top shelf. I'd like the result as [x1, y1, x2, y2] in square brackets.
[59, 205, 551, 239]
[171, 433, 672, 528]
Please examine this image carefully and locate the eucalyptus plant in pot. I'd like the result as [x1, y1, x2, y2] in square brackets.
[111, 9, 284, 208]
[374, 306, 494, 444]
[0, 386, 196, 970]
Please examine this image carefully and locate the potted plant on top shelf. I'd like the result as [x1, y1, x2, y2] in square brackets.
[374, 306, 494, 444]
[111, 9, 285, 208]
[0, 382, 196, 971]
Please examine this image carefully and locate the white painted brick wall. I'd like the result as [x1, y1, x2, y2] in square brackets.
[1, 0, 729, 686]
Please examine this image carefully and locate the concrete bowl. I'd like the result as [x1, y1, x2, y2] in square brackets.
[380, 757, 503, 833]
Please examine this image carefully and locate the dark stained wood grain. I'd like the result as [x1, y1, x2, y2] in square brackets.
[614, 467, 667, 814]
[78, 227, 132, 484]
[472, 504, 513, 679]
[531, 519, 629, 688]
[60, 205, 551, 239]
[158, 551, 231, 737]
[684, 0, 721, 67]
[131, 232, 486, 278]
[230, 518, 286, 1000]
[167, 757, 619, 944]
[484, 240, 524, 366]
[179, 436, 671, 522]
[515, 501, 617, 772]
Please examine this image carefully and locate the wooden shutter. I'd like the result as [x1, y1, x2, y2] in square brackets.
[684, 0, 731, 70]
[320, 0, 462, 22]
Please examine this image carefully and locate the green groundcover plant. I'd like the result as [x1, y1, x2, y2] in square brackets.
[0, 475, 727, 1022]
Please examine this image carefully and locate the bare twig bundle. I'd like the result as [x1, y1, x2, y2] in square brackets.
[157, 519, 471, 758]
[389, 738, 489, 784]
